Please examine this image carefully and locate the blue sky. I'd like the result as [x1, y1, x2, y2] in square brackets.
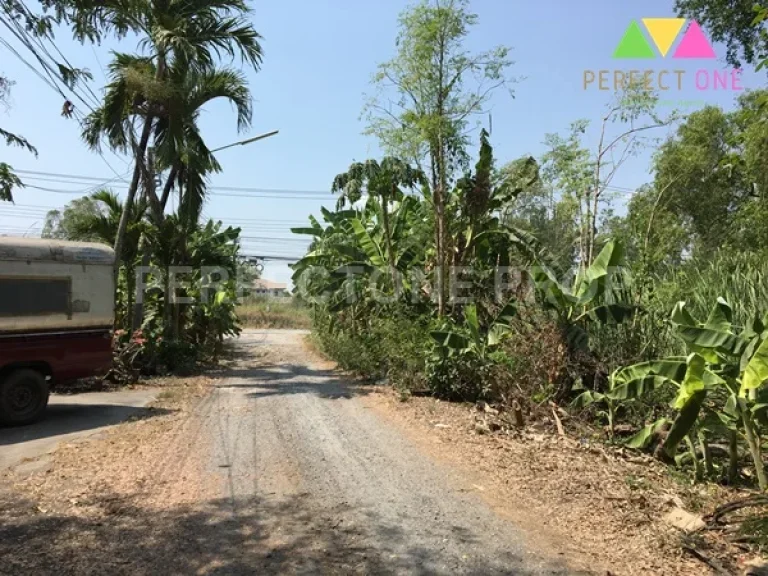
[0, 0, 764, 284]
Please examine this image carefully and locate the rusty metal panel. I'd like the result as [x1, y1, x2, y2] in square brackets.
[0, 237, 115, 265]
[0, 240, 114, 333]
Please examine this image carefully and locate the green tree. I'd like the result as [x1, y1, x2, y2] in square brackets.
[79, 0, 262, 271]
[0, 0, 105, 201]
[0, 76, 37, 202]
[675, 0, 768, 70]
[363, 0, 515, 315]
[153, 64, 252, 227]
[604, 183, 689, 272]
[501, 156, 578, 273]
[651, 92, 768, 257]
[543, 83, 673, 268]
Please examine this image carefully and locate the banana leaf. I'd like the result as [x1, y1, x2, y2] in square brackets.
[349, 218, 385, 267]
[675, 325, 745, 356]
[572, 390, 605, 409]
[290, 227, 323, 236]
[465, 305, 481, 349]
[742, 336, 768, 393]
[608, 359, 688, 400]
[430, 330, 470, 351]
[625, 418, 668, 449]
[671, 301, 697, 326]
[704, 297, 733, 331]
[673, 353, 707, 410]
[575, 240, 624, 301]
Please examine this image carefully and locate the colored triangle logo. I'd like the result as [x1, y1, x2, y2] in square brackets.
[673, 21, 716, 58]
[642, 18, 686, 57]
[613, 20, 656, 58]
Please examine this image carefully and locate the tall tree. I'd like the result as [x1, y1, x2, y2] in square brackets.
[363, 0, 515, 315]
[154, 63, 252, 227]
[78, 0, 262, 275]
[543, 83, 674, 268]
[651, 90, 768, 255]
[675, 0, 768, 70]
[500, 155, 578, 273]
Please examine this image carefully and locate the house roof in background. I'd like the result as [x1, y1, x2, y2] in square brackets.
[253, 278, 287, 290]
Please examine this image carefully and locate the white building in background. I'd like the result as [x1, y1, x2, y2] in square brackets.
[252, 278, 289, 298]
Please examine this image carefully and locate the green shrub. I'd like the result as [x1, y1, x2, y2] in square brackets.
[310, 307, 430, 387]
[157, 339, 198, 375]
[425, 347, 514, 401]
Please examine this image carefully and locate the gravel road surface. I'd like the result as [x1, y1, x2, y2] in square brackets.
[0, 329, 575, 575]
[200, 329, 570, 574]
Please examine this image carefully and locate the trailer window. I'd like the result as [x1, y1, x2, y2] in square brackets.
[0, 277, 71, 317]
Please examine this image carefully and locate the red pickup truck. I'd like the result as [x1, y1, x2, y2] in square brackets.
[0, 238, 115, 425]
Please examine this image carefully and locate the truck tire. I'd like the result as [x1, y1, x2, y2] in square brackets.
[0, 369, 50, 426]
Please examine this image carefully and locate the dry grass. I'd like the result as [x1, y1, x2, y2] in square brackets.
[361, 390, 764, 575]
[237, 298, 310, 329]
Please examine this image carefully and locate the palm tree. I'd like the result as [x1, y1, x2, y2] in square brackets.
[153, 62, 252, 227]
[80, 0, 262, 272]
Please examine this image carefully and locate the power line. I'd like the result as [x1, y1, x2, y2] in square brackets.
[11, 170, 333, 195]
[12, 168, 645, 197]
[17, 182, 333, 199]
[0, 13, 95, 113]
[239, 236, 311, 243]
[0, 203, 311, 223]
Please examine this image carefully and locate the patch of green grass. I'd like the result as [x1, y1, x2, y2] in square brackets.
[238, 297, 311, 329]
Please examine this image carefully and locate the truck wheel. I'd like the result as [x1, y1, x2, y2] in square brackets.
[0, 369, 50, 426]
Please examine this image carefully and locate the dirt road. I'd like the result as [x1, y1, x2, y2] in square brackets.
[1, 330, 574, 575]
[0, 389, 158, 471]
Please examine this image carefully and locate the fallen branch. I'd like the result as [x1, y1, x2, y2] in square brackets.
[707, 495, 768, 525]
[681, 540, 729, 575]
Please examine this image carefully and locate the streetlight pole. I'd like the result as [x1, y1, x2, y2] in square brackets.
[211, 130, 279, 153]
[133, 129, 279, 329]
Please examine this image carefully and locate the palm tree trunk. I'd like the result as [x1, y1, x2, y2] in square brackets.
[113, 117, 153, 297]
[163, 263, 172, 336]
[132, 244, 151, 330]
[126, 263, 135, 332]
[159, 164, 179, 211]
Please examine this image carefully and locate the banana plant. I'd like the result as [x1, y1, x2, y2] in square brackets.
[430, 301, 518, 361]
[608, 297, 768, 489]
[291, 196, 428, 313]
[530, 239, 635, 351]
